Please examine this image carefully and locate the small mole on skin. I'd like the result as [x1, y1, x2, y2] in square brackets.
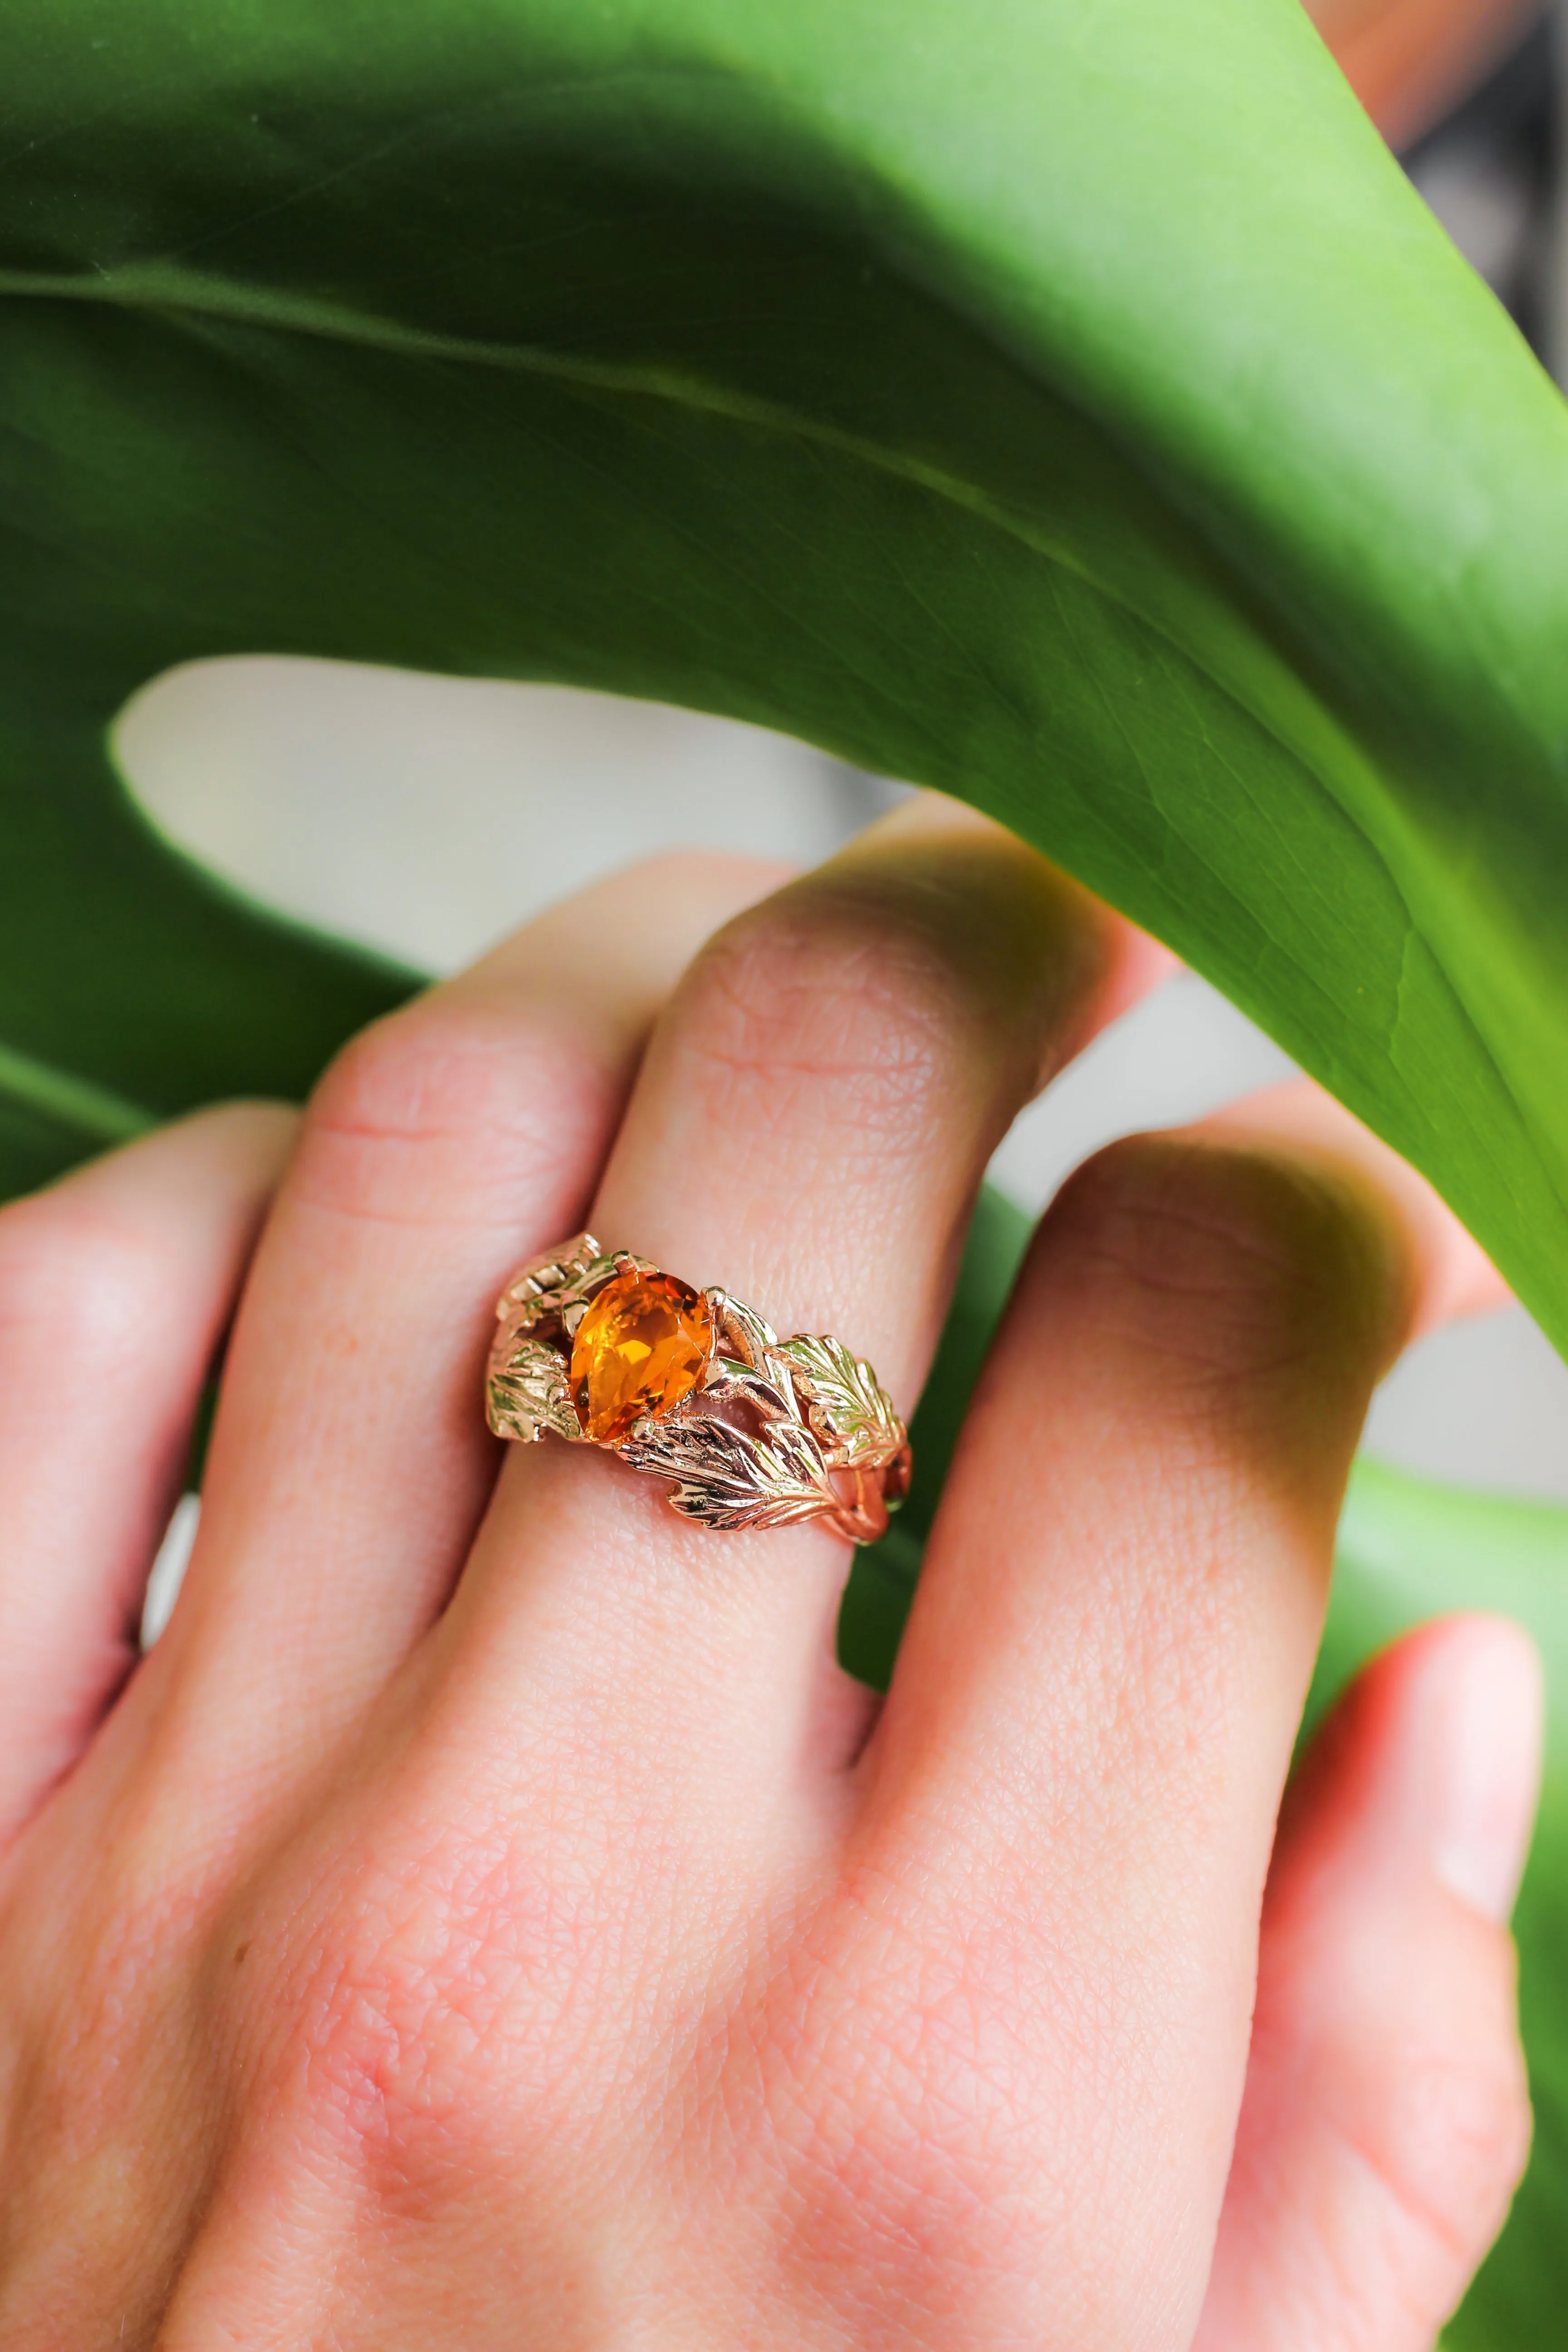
[233, 1942, 250, 1967]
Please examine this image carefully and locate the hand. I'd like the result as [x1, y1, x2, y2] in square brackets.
[0, 798, 1540, 2348]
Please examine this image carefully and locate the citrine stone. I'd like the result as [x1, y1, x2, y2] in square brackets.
[569, 1266, 714, 1444]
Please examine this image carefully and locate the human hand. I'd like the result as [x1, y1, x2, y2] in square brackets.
[0, 798, 1541, 2347]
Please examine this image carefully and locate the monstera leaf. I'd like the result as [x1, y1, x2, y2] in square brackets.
[3, 0, 1568, 1342]
[4, 0, 1568, 2336]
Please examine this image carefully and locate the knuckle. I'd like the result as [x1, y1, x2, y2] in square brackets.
[0, 1192, 170, 1370]
[256, 1880, 485, 2192]
[671, 902, 955, 1162]
[296, 1000, 613, 1230]
[1352, 2034, 1532, 2291]
[1044, 1132, 1393, 1390]
[267, 1824, 602, 2189]
[294, 1936, 457, 2152]
[312, 1000, 552, 1150]
[765, 1895, 1060, 2313]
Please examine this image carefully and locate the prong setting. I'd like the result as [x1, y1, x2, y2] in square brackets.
[487, 1241, 908, 1542]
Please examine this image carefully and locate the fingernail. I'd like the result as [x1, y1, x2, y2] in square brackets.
[1430, 1620, 1544, 1924]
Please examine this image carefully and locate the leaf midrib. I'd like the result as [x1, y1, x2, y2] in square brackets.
[0, 1038, 154, 1142]
[7, 258, 1539, 1213]
[0, 261, 1197, 614]
[0, 260, 1406, 884]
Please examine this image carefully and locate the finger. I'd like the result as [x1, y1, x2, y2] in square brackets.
[1203, 1079, 1511, 1336]
[0, 1105, 293, 1840]
[157, 853, 789, 1765]
[452, 795, 1173, 1820]
[1196, 1614, 1539, 2352]
[862, 1079, 1502, 2332]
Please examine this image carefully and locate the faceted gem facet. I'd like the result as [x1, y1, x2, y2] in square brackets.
[569, 1267, 714, 1444]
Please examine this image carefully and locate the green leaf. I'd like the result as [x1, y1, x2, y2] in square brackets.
[3, 0, 1568, 1360]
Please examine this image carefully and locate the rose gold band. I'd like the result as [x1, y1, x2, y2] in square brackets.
[485, 1232, 911, 1544]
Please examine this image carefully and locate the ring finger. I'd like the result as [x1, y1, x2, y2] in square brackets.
[448, 794, 1171, 1827]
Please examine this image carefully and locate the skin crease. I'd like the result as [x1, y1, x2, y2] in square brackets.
[0, 796, 1543, 2349]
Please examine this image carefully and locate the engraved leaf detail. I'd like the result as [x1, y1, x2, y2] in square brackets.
[487, 1338, 580, 1445]
[496, 1233, 596, 1335]
[777, 1334, 902, 1468]
[710, 1288, 779, 1370]
[621, 1410, 833, 1531]
[701, 1355, 804, 1426]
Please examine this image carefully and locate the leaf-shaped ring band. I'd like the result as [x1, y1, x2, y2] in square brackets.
[485, 1231, 912, 1542]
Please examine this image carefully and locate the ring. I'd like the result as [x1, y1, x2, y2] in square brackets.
[485, 1232, 912, 1543]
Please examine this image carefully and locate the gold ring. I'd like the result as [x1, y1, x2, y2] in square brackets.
[485, 1232, 911, 1543]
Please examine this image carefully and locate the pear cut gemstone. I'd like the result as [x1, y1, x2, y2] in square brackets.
[569, 1267, 715, 1445]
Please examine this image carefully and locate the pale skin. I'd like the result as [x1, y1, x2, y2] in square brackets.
[0, 795, 1543, 2347]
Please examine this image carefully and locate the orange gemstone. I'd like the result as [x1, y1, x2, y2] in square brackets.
[569, 1267, 714, 1445]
